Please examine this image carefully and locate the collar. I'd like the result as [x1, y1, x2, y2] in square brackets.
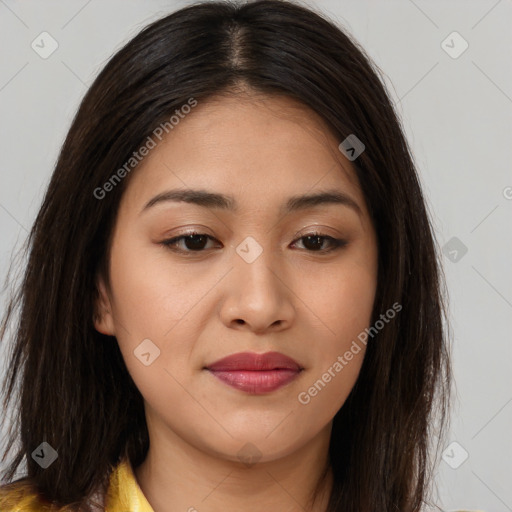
[104, 457, 154, 511]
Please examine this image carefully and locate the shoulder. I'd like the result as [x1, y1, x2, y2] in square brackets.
[0, 480, 50, 511]
[0, 480, 105, 511]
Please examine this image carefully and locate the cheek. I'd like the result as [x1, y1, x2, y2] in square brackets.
[294, 344, 365, 441]
[292, 254, 376, 411]
[296, 254, 377, 342]
[107, 238, 213, 339]
[106, 240, 206, 392]
[293, 268, 374, 427]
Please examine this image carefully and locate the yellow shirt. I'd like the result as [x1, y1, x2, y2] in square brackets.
[0, 456, 154, 511]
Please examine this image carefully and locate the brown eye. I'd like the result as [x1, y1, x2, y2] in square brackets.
[161, 232, 220, 253]
[292, 233, 347, 253]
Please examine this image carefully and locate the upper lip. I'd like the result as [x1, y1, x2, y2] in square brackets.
[206, 351, 302, 372]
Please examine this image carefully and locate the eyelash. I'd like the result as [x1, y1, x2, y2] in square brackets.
[160, 231, 348, 255]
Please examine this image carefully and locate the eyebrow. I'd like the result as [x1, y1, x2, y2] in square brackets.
[141, 188, 362, 216]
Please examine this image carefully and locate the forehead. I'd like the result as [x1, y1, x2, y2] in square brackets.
[121, 92, 366, 218]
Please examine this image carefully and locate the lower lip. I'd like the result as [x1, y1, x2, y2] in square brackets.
[207, 369, 301, 394]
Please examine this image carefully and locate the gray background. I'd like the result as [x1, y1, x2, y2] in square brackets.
[1, 1, 511, 510]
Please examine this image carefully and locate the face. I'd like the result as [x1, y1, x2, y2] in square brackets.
[94, 92, 378, 464]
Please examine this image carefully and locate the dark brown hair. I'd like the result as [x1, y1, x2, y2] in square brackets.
[0, 0, 452, 510]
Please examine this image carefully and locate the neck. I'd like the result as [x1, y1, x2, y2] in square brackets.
[134, 422, 334, 512]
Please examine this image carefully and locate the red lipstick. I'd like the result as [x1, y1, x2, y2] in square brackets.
[206, 351, 303, 394]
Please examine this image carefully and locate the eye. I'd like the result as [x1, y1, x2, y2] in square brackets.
[161, 230, 347, 255]
[291, 231, 347, 253]
[161, 231, 220, 253]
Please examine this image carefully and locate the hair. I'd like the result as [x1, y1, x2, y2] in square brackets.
[0, 0, 452, 510]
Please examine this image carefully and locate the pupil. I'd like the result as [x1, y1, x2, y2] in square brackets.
[304, 235, 322, 251]
[185, 234, 207, 250]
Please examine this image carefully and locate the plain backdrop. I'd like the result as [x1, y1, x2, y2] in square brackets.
[0, 1, 511, 510]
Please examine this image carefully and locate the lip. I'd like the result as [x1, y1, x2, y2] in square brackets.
[205, 351, 303, 394]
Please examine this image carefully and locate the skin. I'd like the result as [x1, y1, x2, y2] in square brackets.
[94, 90, 378, 512]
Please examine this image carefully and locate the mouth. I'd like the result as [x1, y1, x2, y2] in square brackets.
[205, 351, 304, 394]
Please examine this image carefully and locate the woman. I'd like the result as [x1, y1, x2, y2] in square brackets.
[0, 0, 453, 510]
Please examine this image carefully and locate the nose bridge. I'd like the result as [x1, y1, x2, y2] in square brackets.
[220, 233, 294, 331]
[233, 234, 281, 297]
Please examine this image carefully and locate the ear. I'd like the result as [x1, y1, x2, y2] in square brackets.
[93, 273, 115, 336]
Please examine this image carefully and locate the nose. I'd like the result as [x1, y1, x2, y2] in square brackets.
[218, 246, 296, 334]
